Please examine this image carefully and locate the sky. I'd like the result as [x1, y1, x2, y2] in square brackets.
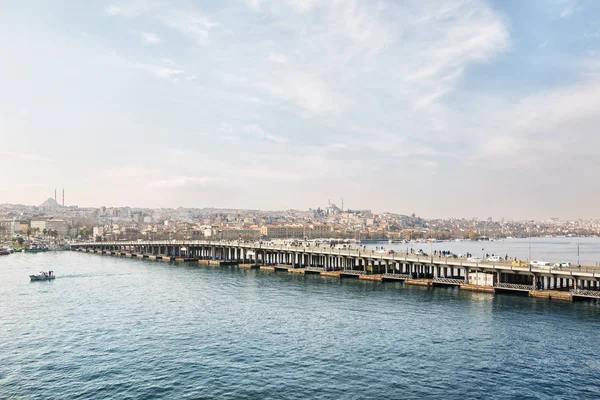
[1, 0, 600, 220]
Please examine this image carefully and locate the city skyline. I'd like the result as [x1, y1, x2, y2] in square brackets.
[2, 1, 600, 219]
[0, 190, 593, 223]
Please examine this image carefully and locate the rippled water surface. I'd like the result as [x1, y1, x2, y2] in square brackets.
[367, 237, 600, 266]
[1, 252, 600, 399]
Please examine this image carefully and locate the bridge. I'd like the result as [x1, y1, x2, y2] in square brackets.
[70, 240, 600, 301]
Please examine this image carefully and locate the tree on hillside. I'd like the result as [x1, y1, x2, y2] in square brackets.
[78, 227, 91, 238]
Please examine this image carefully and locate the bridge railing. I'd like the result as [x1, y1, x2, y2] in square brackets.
[571, 289, 600, 297]
[433, 278, 465, 285]
[496, 283, 533, 291]
[342, 270, 365, 275]
[383, 273, 410, 280]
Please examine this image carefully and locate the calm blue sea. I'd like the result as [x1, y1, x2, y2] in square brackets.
[366, 237, 600, 266]
[1, 251, 600, 399]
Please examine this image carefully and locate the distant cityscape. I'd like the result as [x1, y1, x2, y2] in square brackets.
[1, 191, 600, 243]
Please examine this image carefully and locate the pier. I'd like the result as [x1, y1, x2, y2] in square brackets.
[70, 240, 600, 301]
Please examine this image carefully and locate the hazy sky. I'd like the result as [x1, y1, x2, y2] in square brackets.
[1, 0, 599, 219]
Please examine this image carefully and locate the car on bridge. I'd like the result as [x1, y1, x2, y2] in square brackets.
[486, 256, 502, 262]
[553, 262, 571, 268]
[530, 260, 551, 267]
[467, 257, 481, 262]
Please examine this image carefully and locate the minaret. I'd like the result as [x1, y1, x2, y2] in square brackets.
[62, 187, 64, 207]
[54, 189, 57, 202]
[341, 198, 344, 212]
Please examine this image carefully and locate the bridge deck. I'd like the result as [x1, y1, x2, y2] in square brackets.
[70, 242, 600, 301]
[71, 240, 600, 278]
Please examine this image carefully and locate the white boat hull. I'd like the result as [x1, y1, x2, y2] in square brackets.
[29, 271, 56, 281]
[29, 276, 55, 281]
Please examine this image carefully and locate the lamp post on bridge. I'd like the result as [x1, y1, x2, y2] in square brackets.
[577, 234, 580, 268]
[527, 220, 534, 264]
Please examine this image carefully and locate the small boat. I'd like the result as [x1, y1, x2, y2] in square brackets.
[29, 271, 55, 281]
[0, 248, 11, 256]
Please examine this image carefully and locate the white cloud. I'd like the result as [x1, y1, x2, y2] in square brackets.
[412, 88, 449, 110]
[235, 165, 307, 182]
[102, 166, 157, 179]
[288, 0, 324, 14]
[414, 159, 439, 169]
[159, 11, 218, 46]
[105, 0, 165, 17]
[147, 176, 220, 189]
[13, 0, 600, 216]
[468, 79, 600, 168]
[107, 3, 216, 46]
[258, 72, 344, 117]
[584, 31, 600, 39]
[134, 31, 163, 45]
[397, 2, 509, 109]
[244, 0, 261, 11]
[560, 0, 581, 18]
[144, 65, 185, 79]
[105, 5, 137, 17]
[89, 48, 186, 81]
[244, 125, 288, 144]
[237, 0, 508, 119]
[231, 146, 362, 183]
[0, 151, 54, 163]
[267, 53, 288, 64]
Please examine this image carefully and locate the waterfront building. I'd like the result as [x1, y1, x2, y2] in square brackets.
[30, 219, 70, 237]
[308, 224, 332, 238]
[259, 223, 333, 239]
[260, 224, 305, 239]
[213, 227, 261, 240]
[19, 221, 29, 232]
[0, 219, 21, 236]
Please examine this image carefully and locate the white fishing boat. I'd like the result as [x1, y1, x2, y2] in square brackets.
[29, 271, 55, 281]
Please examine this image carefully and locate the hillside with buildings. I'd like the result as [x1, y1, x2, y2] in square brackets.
[1, 198, 599, 244]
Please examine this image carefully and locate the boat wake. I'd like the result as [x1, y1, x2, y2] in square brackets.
[58, 272, 132, 279]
